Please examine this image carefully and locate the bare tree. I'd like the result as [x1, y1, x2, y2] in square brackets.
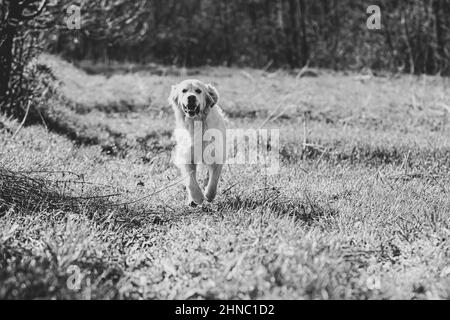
[0, 0, 47, 108]
[432, 0, 449, 73]
[298, 0, 308, 66]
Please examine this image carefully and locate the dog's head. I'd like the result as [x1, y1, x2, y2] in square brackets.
[168, 79, 219, 119]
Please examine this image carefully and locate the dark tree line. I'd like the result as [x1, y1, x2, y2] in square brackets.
[46, 0, 450, 75]
[1, 0, 450, 110]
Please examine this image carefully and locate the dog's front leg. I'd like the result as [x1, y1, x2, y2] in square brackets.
[204, 164, 223, 202]
[182, 164, 204, 207]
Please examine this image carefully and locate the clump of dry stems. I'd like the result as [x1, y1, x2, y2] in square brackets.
[0, 166, 120, 215]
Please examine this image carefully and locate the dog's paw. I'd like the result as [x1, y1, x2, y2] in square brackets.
[186, 195, 204, 208]
[204, 192, 216, 203]
[191, 193, 204, 206]
[187, 200, 198, 208]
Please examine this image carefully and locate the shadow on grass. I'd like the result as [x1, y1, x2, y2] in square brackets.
[0, 243, 122, 299]
[217, 189, 337, 225]
[281, 142, 450, 170]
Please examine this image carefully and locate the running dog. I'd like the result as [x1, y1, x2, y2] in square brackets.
[168, 79, 226, 207]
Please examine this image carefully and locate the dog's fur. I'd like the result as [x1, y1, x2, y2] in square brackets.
[169, 79, 226, 207]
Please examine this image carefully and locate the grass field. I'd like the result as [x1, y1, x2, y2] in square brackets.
[1, 55, 449, 299]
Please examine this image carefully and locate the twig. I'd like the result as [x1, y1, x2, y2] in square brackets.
[302, 111, 308, 160]
[401, 150, 411, 174]
[221, 182, 240, 195]
[12, 99, 31, 138]
[294, 61, 311, 82]
[110, 174, 188, 207]
[76, 193, 122, 200]
[387, 172, 444, 181]
[16, 169, 84, 177]
[258, 93, 292, 129]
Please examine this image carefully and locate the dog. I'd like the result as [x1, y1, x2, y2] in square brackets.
[168, 79, 226, 207]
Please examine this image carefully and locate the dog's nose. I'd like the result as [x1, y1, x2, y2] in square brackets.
[187, 95, 196, 104]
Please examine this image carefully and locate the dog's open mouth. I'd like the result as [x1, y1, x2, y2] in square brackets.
[183, 104, 200, 117]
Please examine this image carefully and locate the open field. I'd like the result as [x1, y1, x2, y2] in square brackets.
[1, 55, 449, 299]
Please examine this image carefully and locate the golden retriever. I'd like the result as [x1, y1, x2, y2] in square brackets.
[169, 79, 226, 207]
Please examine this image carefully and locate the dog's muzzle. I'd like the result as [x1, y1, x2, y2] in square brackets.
[183, 103, 200, 117]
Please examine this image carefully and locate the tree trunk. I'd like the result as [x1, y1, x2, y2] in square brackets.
[0, 0, 18, 107]
[382, 7, 399, 72]
[401, 11, 415, 74]
[276, 0, 284, 29]
[331, 0, 340, 70]
[0, 0, 46, 109]
[0, 31, 15, 105]
[287, 0, 300, 67]
[432, 0, 447, 71]
[299, 0, 308, 66]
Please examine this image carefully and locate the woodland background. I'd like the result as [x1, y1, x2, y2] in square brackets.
[1, 1, 450, 73]
[2, 0, 450, 115]
[49, 0, 450, 73]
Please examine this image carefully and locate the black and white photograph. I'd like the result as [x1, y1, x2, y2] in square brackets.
[0, 0, 449, 306]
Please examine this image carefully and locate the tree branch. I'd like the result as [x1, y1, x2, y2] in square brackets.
[20, 0, 47, 21]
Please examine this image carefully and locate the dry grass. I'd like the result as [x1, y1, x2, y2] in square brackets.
[0, 55, 449, 299]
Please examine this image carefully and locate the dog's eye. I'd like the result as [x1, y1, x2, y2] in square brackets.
[182, 89, 188, 93]
[195, 89, 202, 94]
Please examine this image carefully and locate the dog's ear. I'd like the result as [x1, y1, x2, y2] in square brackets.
[205, 84, 219, 108]
[168, 85, 179, 107]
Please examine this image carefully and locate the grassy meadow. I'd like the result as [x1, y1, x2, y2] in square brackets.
[0, 55, 449, 299]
